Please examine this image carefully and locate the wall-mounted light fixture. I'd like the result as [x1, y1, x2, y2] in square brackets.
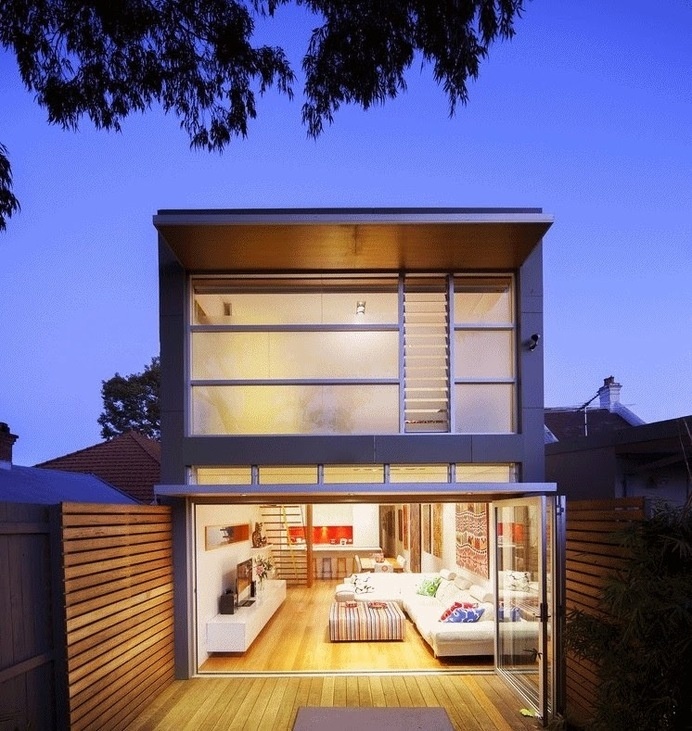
[356, 301, 366, 315]
[527, 333, 540, 351]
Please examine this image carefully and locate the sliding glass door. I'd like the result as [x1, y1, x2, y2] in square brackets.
[494, 496, 559, 722]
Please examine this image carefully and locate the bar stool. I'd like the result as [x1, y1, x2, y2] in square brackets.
[336, 556, 348, 578]
[321, 557, 332, 579]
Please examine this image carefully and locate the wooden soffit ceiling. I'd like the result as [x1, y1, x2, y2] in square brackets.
[153, 208, 553, 272]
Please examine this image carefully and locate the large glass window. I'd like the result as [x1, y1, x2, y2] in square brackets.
[453, 277, 515, 433]
[189, 274, 516, 435]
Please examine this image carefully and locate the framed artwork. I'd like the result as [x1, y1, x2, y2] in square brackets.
[455, 503, 489, 578]
[205, 523, 250, 551]
[422, 503, 431, 554]
[432, 503, 443, 558]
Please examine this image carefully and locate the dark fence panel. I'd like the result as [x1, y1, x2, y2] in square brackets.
[0, 502, 56, 731]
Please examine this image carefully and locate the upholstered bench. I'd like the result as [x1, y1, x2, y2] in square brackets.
[328, 600, 405, 641]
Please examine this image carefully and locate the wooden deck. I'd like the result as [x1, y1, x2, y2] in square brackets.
[129, 580, 542, 730]
[127, 674, 543, 730]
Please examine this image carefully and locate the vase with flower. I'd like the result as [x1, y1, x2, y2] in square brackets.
[254, 554, 274, 591]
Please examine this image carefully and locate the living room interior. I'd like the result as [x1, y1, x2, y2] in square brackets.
[194, 497, 541, 676]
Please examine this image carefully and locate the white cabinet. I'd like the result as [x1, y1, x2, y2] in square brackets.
[206, 579, 286, 652]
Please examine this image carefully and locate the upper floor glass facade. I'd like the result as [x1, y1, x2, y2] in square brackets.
[189, 273, 516, 436]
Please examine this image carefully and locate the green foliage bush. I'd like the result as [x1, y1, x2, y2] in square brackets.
[564, 502, 692, 730]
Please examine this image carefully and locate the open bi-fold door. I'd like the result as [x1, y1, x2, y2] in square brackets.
[493, 496, 563, 725]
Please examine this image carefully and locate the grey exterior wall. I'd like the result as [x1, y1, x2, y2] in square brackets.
[158, 239, 547, 483]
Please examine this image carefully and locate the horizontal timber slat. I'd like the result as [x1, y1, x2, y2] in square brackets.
[66, 593, 173, 646]
[66, 581, 173, 633]
[65, 556, 171, 593]
[69, 632, 171, 702]
[60, 503, 174, 730]
[63, 524, 172, 542]
[67, 598, 174, 663]
[64, 547, 171, 577]
[66, 565, 173, 607]
[564, 497, 646, 724]
[72, 648, 174, 731]
[63, 538, 171, 566]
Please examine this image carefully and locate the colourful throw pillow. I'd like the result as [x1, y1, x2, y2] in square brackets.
[498, 604, 522, 622]
[416, 577, 442, 597]
[507, 571, 531, 592]
[439, 601, 478, 622]
[443, 606, 485, 623]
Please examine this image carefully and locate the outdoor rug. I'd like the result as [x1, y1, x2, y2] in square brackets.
[292, 706, 454, 730]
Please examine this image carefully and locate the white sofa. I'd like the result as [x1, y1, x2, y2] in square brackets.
[335, 571, 539, 658]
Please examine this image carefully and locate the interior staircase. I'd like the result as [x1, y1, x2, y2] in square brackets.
[260, 504, 308, 586]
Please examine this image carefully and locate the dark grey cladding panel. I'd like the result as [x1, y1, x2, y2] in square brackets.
[183, 435, 378, 465]
[182, 434, 527, 467]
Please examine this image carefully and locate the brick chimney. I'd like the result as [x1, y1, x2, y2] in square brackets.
[597, 376, 622, 412]
[0, 422, 18, 469]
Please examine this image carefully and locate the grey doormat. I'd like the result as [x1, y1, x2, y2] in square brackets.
[293, 707, 454, 730]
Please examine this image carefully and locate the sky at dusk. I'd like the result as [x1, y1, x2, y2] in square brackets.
[1, 1, 690, 466]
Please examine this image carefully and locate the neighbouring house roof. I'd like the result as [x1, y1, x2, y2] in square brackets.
[0, 465, 138, 505]
[544, 407, 638, 442]
[544, 376, 646, 443]
[35, 431, 161, 504]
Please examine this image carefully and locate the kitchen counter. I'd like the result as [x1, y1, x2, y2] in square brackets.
[288, 544, 383, 579]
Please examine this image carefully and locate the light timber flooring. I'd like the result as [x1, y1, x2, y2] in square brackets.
[127, 675, 543, 731]
[128, 581, 543, 730]
[199, 579, 493, 673]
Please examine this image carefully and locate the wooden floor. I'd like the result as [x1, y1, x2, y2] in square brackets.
[127, 580, 543, 730]
[200, 580, 492, 673]
[127, 674, 543, 731]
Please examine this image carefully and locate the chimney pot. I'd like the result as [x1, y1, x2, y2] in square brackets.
[0, 422, 19, 467]
[597, 377, 622, 412]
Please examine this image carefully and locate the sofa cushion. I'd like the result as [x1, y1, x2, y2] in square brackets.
[443, 606, 485, 623]
[500, 570, 531, 592]
[468, 584, 493, 603]
[416, 576, 442, 597]
[439, 601, 478, 621]
[433, 578, 457, 604]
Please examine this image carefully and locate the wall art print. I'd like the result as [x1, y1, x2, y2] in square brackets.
[432, 503, 443, 558]
[455, 503, 489, 579]
[403, 504, 409, 548]
[422, 504, 431, 554]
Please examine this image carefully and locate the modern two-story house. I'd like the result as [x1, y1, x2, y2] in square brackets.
[154, 208, 562, 721]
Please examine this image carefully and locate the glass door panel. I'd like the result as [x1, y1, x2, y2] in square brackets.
[494, 496, 555, 722]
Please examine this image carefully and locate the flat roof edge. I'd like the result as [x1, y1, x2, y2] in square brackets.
[155, 482, 557, 498]
[153, 207, 553, 228]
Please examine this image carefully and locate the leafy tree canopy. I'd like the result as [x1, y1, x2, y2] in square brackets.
[0, 0, 526, 230]
[98, 356, 160, 440]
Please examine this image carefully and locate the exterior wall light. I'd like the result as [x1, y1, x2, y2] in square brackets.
[356, 301, 366, 315]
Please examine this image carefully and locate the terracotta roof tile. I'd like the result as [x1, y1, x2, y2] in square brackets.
[35, 431, 160, 503]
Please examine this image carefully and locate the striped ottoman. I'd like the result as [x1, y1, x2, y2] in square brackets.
[329, 601, 405, 641]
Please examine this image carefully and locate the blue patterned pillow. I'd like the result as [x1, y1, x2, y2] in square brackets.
[443, 606, 485, 623]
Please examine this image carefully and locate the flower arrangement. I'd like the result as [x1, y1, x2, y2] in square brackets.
[254, 554, 274, 585]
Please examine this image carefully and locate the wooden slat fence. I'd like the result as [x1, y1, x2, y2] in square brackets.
[59, 502, 174, 731]
[0, 502, 56, 730]
[564, 497, 647, 726]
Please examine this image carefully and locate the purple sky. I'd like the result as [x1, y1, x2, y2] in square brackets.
[1, 1, 690, 466]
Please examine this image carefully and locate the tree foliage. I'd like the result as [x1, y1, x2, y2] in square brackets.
[98, 356, 160, 440]
[563, 502, 692, 730]
[0, 0, 526, 229]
